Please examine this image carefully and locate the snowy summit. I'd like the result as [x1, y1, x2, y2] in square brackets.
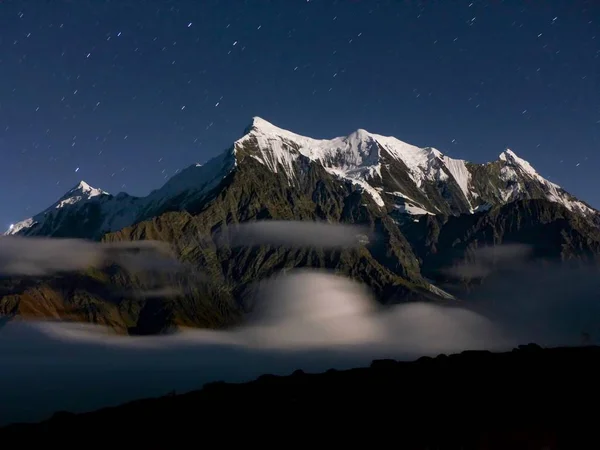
[5, 117, 598, 237]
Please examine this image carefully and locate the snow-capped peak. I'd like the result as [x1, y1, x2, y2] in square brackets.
[7, 117, 598, 238]
[247, 116, 289, 135]
[236, 117, 474, 210]
[236, 118, 599, 220]
[4, 181, 112, 236]
[499, 148, 539, 178]
[68, 180, 109, 198]
[496, 148, 596, 217]
[244, 118, 399, 166]
[54, 181, 109, 209]
[499, 148, 517, 159]
[241, 117, 458, 181]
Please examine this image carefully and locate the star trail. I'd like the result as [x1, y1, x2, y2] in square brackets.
[0, 0, 598, 228]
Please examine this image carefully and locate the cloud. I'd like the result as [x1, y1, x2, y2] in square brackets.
[0, 268, 511, 426]
[2, 254, 599, 427]
[0, 236, 186, 301]
[429, 242, 600, 345]
[240, 269, 507, 353]
[240, 269, 387, 348]
[0, 237, 103, 276]
[442, 243, 532, 279]
[224, 220, 372, 248]
[0, 236, 180, 277]
[463, 261, 600, 347]
[0, 229, 598, 428]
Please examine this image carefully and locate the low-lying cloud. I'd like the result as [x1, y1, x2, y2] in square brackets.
[0, 236, 184, 300]
[0, 236, 103, 276]
[0, 236, 180, 277]
[0, 268, 510, 426]
[224, 220, 372, 248]
[0, 223, 598, 427]
[442, 243, 532, 279]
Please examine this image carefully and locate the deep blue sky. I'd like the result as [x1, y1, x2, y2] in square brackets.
[0, 0, 598, 228]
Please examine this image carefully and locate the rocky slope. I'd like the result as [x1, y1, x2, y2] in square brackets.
[0, 155, 432, 333]
[403, 198, 600, 292]
[2, 117, 599, 332]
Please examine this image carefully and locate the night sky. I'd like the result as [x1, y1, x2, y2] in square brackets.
[0, 0, 598, 229]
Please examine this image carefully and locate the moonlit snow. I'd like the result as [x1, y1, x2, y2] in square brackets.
[6, 117, 593, 237]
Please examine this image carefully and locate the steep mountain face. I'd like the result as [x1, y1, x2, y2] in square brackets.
[403, 198, 600, 294]
[229, 118, 597, 222]
[0, 152, 436, 333]
[101, 141, 445, 311]
[467, 150, 597, 218]
[2, 117, 599, 333]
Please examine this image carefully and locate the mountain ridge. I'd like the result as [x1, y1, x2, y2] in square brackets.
[6, 116, 597, 239]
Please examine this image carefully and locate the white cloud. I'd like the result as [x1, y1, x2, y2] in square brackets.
[224, 220, 372, 248]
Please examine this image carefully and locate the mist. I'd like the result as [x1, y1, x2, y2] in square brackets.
[224, 220, 372, 248]
[0, 269, 508, 426]
[0, 223, 597, 426]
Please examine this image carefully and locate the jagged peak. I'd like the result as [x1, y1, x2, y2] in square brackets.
[249, 116, 275, 130]
[498, 148, 539, 178]
[242, 116, 298, 139]
[76, 180, 93, 190]
[5, 181, 110, 236]
[237, 117, 465, 186]
[498, 148, 530, 166]
[344, 128, 379, 155]
[245, 117, 378, 147]
[499, 148, 519, 161]
[62, 180, 109, 199]
[351, 128, 372, 138]
[243, 117, 420, 156]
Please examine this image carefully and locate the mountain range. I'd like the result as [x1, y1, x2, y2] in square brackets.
[2, 117, 600, 333]
[6, 116, 598, 239]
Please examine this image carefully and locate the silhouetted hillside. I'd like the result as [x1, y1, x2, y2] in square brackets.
[2, 344, 599, 448]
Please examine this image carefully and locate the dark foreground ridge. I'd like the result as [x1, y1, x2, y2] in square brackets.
[3, 344, 600, 447]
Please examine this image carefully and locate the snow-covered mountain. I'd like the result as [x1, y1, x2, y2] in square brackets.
[7, 181, 107, 235]
[6, 116, 597, 238]
[5, 150, 235, 239]
[235, 117, 597, 219]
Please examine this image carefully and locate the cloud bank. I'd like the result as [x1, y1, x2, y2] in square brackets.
[0, 223, 598, 426]
[0, 236, 180, 277]
[0, 268, 509, 426]
[443, 243, 533, 279]
[224, 220, 372, 248]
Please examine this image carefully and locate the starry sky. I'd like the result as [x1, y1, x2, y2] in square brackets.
[0, 0, 598, 229]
